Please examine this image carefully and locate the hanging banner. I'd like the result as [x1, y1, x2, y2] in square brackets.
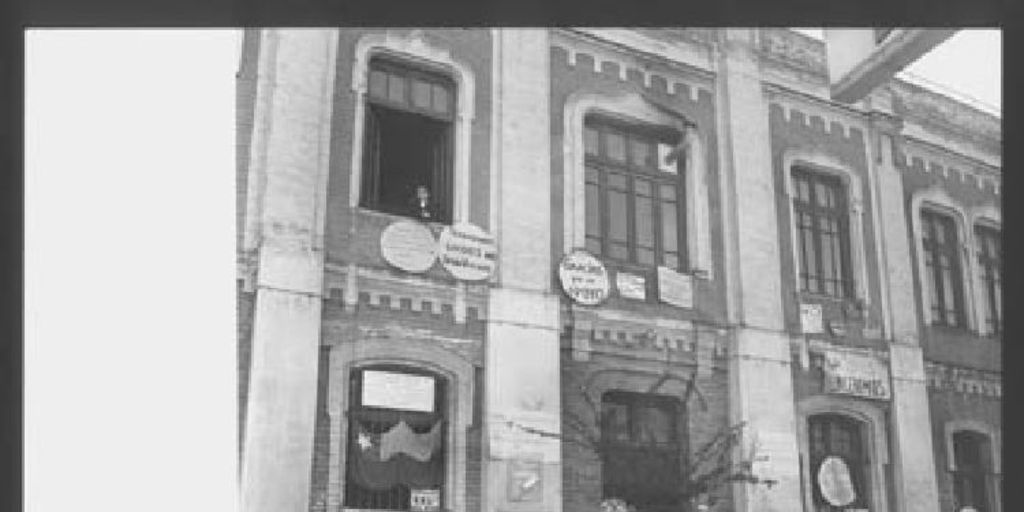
[380, 220, 438, 273]
[657, 266, 692, 308]
[822, 351, 891, 400]
[800, 303, 824, 334]
[558, 251, 610, 305]
[817, 456, 857, 507]
[438, 223, 497, 281]
[615, 271, 646, 300]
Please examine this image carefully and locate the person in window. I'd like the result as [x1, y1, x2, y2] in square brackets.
[409, 184, 432, 221]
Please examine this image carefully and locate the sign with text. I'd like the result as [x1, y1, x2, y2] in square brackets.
[362, 370, 436, 412]
[822, 351, 891, 400]
[800, 303, 824, 334]
[558, 251, 610, 305]
[656, 266, 692, 308]
[507, 456, 544, 502]
[615, 271, 646, 300]
[410, 489, 440, 512]
[438, 223, 497, 281]
[380, 220, 438, 273]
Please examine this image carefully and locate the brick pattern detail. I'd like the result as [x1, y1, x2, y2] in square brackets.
[903, 149, 1000, 195]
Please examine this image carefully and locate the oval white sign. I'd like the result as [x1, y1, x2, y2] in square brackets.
[558, 250, 610, 306]
[817, 455, 856, 507]
[438, 223, 497, 281]
[380, 220, 437, 273]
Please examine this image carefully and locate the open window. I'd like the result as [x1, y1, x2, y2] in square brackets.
[360, 57, 454, 223]
[344, 366, 447, 511]
[600, 391, 684, 512]
[583, 116, 686, 271]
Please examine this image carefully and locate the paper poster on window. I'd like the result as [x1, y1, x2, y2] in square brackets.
[411, 489, 440, 512]
[615, 271, 646, 300]
[507, 456, 544, 502]
[657, 266, 692, 308]
[800, 303, 824, 334]
[362, 370, 435, 412]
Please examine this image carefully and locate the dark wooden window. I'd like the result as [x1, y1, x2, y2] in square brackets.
[792, 169, 853, 298]
[921, 210, 966, 327]
[600, 391, 683, 512]
[952, 431, 992, 512]
[808, 414, 870, 512]
[975, 225, 1001, 335]
[584, 117, 686, 270]
[361, 57, 454, 223]
[344, 366, 447, 511]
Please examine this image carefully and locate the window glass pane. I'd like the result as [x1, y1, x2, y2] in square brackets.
[608, 173, 627, 190]
[831, 227, 845, 295]
[802, 224, 817, 290]
[369, 69, 388, 98]
[815, 182, 831, 208]
[935, 219, 946, 244]
[659, 184, 676, 200]
[797, 178, 810, 203]
[586, 181, 601, 239]
[635, 179, 651, 196]
[605, 132, 626, 162]
[387, 73, 406, 103]
[609, 243, 628, 260]
[820, 224, 835, 286]
[635, 405, 673, 445]
[661, 200, 678, 253]
[609, 190, 628, 244]
[586, 238, 602, 255]
[585, 127, 599, 155]
[941, 264, 957, 325]
[412, 79, 432, 110]
[431, 84, 449, 114]
[636, 196, 653, 248]
[630, 139, 651, 168]
[638, 248, 655, 266]
[602, 402, 630, 443]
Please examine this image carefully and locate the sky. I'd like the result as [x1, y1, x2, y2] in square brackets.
[793, 28, 1002, 115]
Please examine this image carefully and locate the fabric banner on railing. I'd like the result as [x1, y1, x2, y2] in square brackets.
[350, 420, 444, 491]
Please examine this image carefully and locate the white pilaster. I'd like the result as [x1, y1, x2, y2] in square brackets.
[240, 29, 338, 512]
[888, 343, 941, 512]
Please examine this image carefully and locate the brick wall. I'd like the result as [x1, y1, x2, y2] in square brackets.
[767, 102, 881, 344]
[927, 388, 1001, 512]
[547, 42, 727, 327]
[560, 351, 730, 512]
[325, 29, 493, 266]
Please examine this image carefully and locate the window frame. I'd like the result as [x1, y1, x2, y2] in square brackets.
[951, 430, 993, 512]
[806, 413, 872, 511]
[360, 56, 456, 223]
[583, 115, 687, 272]
[343, 364, 448, 511]
[791, 167, 855, 299]
[920, 208, 967, 328]
[599, 391, 685, 512]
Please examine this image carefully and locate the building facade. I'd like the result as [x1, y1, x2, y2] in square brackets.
[237, 28, 1001, 512]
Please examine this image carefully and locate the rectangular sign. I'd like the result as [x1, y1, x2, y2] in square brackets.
[822, 351, 891, 400]
[616, 271, 646, 300]
[411, 489, 440, 512]
[800, 303, 824, 334]
[362, 370, 435, 412]
[657, 266, 692, 308]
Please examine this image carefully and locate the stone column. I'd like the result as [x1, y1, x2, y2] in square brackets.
[240, 29, 339, 512]
[868, 100, 941, 512]
[484, 28, 563, 512]
[716, 28, 804, 512]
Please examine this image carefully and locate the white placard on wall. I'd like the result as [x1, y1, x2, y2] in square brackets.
[362, 370, 436, 412]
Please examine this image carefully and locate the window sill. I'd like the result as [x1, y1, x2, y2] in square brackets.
[357, 207, 450, 228]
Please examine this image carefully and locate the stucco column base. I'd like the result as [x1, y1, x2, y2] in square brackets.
[484, 289, 562, 512]
[728, 328, 803, 512]
[889, 343, 940, 512]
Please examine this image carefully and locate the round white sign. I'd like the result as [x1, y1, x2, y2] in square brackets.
[380, 220, 438, 273]
[558, 251, 610, 306]
[817, 455, 856, 507]
[438, 223, 497, 281]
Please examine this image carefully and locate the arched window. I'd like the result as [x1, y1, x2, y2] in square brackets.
[600, 391, 684, 512]
[344, 365, 448, 511]
[952, 431, 993, 512]
[808, 414, 870, 511]
[791, 167, 854, 298]
[974, 224, 1001, 336]
[360, 56, 456, 223]
[921, 208, 967, 328]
